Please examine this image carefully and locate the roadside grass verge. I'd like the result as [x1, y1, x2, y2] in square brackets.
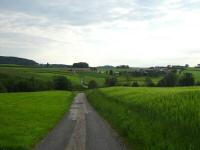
[86, 87, 200, 150]
[0, 91, 74, 150]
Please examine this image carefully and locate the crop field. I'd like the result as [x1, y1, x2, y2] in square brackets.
[87, 87, 200, 150]
[0, 91, 74, 150]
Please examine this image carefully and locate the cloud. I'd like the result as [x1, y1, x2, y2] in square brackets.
[0, 0, 200, 66]
[0, 0, 182, 25]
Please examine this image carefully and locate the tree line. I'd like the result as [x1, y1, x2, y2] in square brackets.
[99, 71, 197, 88]
[0, 76, 72, 93]
[157, 72, 195, 87]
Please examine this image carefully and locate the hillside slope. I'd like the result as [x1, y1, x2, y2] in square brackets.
[0, 56, 38, 66]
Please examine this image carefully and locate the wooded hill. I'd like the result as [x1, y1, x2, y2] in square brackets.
[0, 56, 38, 66]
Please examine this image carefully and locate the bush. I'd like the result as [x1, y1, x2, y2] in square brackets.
[196, 81, 200, 86]
[109, 70, 113, 76]
[179, 73, 195, 86]
[30, 77, 54, 91]
[0, 82, 7, 92]
[0, 73, 15, 92]
[145, 77, 155, 87]
[11, 77, 54, 92]
[88, 80, 98, 89]
[132, 81, 139, 87]
[122, 83, 129, 86]
[53, 76, 72, 90]
[105, 76, 117, 86]
[13, 80, 31, 92]
[157, 72, 177, 87]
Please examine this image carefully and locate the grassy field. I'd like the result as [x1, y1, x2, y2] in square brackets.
[117, 76, 162, 86]
[0, 65, 164, 89]
[184, 68, 200, 82]
[0, 91, 74, 150]
[0, 66, 81, 86]
[0, 66, 108, 89]
[87, 87, 200, 150]
[1, 66, 200, 90]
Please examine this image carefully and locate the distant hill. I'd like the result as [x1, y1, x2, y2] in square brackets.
[0, 56, 38, 66]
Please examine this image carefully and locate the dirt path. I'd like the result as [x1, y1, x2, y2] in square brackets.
[35, 93, 126, 150]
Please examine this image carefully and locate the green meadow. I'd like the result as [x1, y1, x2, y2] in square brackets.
[87, 86, 200, 150]
[0, 66, 80, 86]
[0, 66, 107, 89]
[117, 76, 162, 86]
[1, 65, 200, 89]
[0, 91, 74, 150]
[184, 68, 200, 82]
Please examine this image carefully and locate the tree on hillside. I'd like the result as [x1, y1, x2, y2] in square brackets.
[145, 77, 155, 87]
[46, 63, 50, 68]
[105, 76, 117, 86]
[178, 73, 195, 86]
[13, 80, 32, 92]
[53, 76, 72, 90]
[0, 82, 6, 92]
[131, 81, 139, 87]
[12, 77, 53, 92]
[125, 73, 131, 82]
[157, 72, 177, 87]
[72, 62, 89, 68]
[88, 80, 98, 89]
[109, 70, 113, 76]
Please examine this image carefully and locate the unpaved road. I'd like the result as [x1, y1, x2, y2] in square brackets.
[35, 93, 126, 150]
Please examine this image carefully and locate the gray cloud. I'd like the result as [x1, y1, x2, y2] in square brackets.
[0, 0, 200, 66]
[0, 0, 199, 26]
[0, 0, 172, 25]
[0, 32, 56, 45]
[0, 0, 122, 25]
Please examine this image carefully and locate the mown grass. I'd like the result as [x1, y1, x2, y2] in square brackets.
[86, 87, 200, 150]
[0, 91, 74, 150]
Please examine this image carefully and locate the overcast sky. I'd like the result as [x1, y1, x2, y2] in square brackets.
[0, 0, 200, 67]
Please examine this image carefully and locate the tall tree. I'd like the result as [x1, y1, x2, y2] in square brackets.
[179, 73, 195, 86]
[157, 72, 177, 87]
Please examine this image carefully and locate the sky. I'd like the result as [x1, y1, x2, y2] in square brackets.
[0, 0, 200, 67]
